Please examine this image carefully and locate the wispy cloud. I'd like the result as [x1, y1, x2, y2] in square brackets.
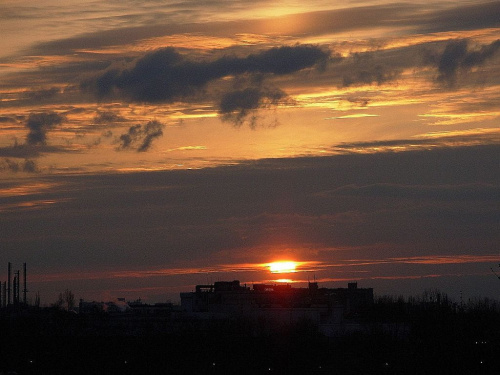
[29, 255, 497, 283]
[426, 39, 500, 86]
[0, 158, 38, 174]
[219, 87, 289, 126]
[116, 120, 164, 152]
[25, 112, 64, 146]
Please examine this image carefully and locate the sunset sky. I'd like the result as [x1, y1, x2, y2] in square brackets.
[0, 0, 499, 304]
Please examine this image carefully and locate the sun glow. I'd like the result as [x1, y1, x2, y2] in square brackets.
[268, 261, 297, 274]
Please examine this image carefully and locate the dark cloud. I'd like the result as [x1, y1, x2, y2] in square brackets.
[2, 159, 20, 173]
[22, 159, 38, 173]
[436, 40, 468, 85]
[0, 144, 78, 159]
[26, 112, 64, 145]
[90, 45, 329, 102]
[240, 45, 330, 74]
[219, 87, 288, 126]
[342, 65, 399, 87]
[0, 111, 76, 159]
[138, 121, 164, 152]
[1, 158, 38, 173]
[462, 39, 500, 67]
[312, 36, 500, 89]
[426, 39, 500, 86]
[0, 116, 16, 123]
[23, 87, 60, 102]
[417, 1, 500, 33]
[94, 69, 120, 98]
[0, 144, 40, 158]
[93, 111, 127, 125]
[117, 120, 164, 152]
[315, 46, 413, 89]
[118, 125, 138, 149]
[331, 132, 500, 153]
[331, 37, 500, 89]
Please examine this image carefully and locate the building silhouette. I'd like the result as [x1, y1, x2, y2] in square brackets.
[181, 280, 373, 327]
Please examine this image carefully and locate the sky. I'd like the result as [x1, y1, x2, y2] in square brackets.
[0, 0, 499, 304]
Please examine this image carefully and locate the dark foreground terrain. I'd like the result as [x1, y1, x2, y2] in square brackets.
[1, 296, 499, 374]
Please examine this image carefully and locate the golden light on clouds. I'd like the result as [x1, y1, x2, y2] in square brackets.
[419, 127, 500, 139]
[326, 113, 379, 120]
[381, 29, 500, 51]
[0, 182, 63, 197]
[419, 112, 500, 126]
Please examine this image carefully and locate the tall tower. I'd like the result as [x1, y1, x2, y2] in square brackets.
[7, 262, 11, 306]
[13, 274, 17, 305]
[15, 270, 20, 304]
[23, 263, 27, 304]
[1, 282, 5, 308]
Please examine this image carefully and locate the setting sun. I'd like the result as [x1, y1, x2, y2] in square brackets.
[268, 261, 297, 273]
